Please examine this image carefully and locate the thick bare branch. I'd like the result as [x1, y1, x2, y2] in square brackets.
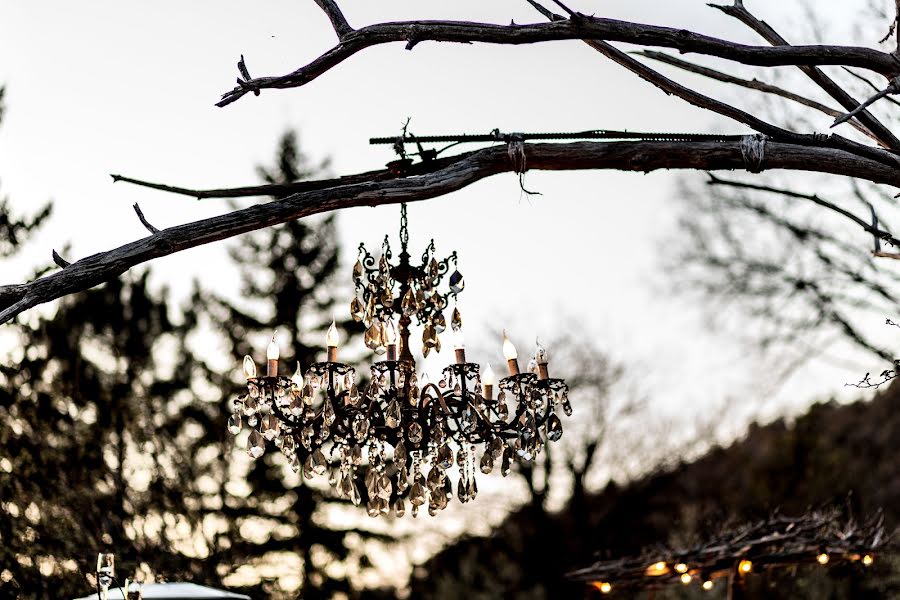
[525, 4, 899, 166]
[5, 139, 900, 324]
[217, 16, 899, 106]
[712, 1, 900, 150]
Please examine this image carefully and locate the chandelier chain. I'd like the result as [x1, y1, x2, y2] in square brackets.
[399, 203, 409, 253]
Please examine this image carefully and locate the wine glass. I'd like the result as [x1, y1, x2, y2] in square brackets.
[96, 553, 115, 599]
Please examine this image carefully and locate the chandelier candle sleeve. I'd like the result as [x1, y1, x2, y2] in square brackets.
[502, 331, 519, 375]
[267, 335, 279, 377]
[483, 363, 495, 400]
[385, 320, 398, 361]
[453, 328, 466, 364]
[326, 320, 339, 362]
[535, 340, 549, 380]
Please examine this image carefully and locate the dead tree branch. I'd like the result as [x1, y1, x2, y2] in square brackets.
[711, 1, 900, 150]
[312, 0, 354, 39]
[637, 50, 878, 143]
[833, 77, 900, 127]
[5, 139, 900, 324]
[705, 174, 900, 247]
[217, 13, 900, 107]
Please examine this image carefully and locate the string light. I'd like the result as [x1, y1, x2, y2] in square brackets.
[674, 562, 688, 574]
[646, 561, 668, 576]
[592, 581, 612, 594]
[680, 573, 692, 585]
[862, 554, 874, 566]
[702, 579, 714, 591]
[816, 552, 829, 565]
[738, 559, 753, 574]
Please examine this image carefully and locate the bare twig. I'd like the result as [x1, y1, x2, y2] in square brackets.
[51, 250, 70, 269]
[216, 16, 899, 107]
[5, 139, 900, 324]
[132, 203, 160, 234]
[841, 67, 900, 109]
[832, 77, 900, 127]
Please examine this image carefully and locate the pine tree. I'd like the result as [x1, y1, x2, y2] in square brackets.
[0, 87, 228, 598]
[196, 130, 381, 599]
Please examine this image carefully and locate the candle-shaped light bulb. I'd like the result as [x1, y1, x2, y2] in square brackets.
[502, 330, 519, 375]
[453, 327, 466, 364]
[291, 362, 304, 387]
[326, 320, 339, 362]
[385, 320, 398, 361]
[266, 333, 279, 377]
[242, 355, 257, 380]
[535, 338, 550, 379]
[482, 363, 495, 400]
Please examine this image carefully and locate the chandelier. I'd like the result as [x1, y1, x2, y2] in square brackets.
[228, 204, 570, 518]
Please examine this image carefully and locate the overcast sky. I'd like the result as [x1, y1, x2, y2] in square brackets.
[0, 1, 882, 452]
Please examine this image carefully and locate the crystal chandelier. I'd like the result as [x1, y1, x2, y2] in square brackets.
[229, 204, 570, 518]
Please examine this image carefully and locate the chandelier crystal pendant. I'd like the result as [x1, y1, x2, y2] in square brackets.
[229, 204, 571, 518]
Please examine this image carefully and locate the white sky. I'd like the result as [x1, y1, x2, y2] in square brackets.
[0, 0, 884, 509]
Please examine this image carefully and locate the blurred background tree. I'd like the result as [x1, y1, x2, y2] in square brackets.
[191, 129, 389, 599]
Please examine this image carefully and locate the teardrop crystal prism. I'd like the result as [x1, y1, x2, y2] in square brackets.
[322, 398, 336, 426]
[397, 466, 410, 492]
[393, 497, 406, 517]
[433, 312, 446, 334]
[422, 324, 437, 348]
[414, 287, 426, 310]
[437, 444, 453, 469]
[365, 323, 381, 351]
[248, 430, 265, 458]
[394, 441, 407, 466]
[449, 270, 464, 294]
[457, 476, 468, 503]
[407, 422, 423, 445]
[501, 447, 512, 477]
[385, 400, 401, 428]
[401, 288, 415, 316]
[410, 482, 427, 506]
[347, 383, 360, 406]
[228, 413, 241, 435]
[312, 448, 328, 475]
[451, 307, 462, 332]
[480, 452, 494, 474]
[546, 413, 563, 442]
[353, 259, 364, 282]
[350, 297, 364, 322]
